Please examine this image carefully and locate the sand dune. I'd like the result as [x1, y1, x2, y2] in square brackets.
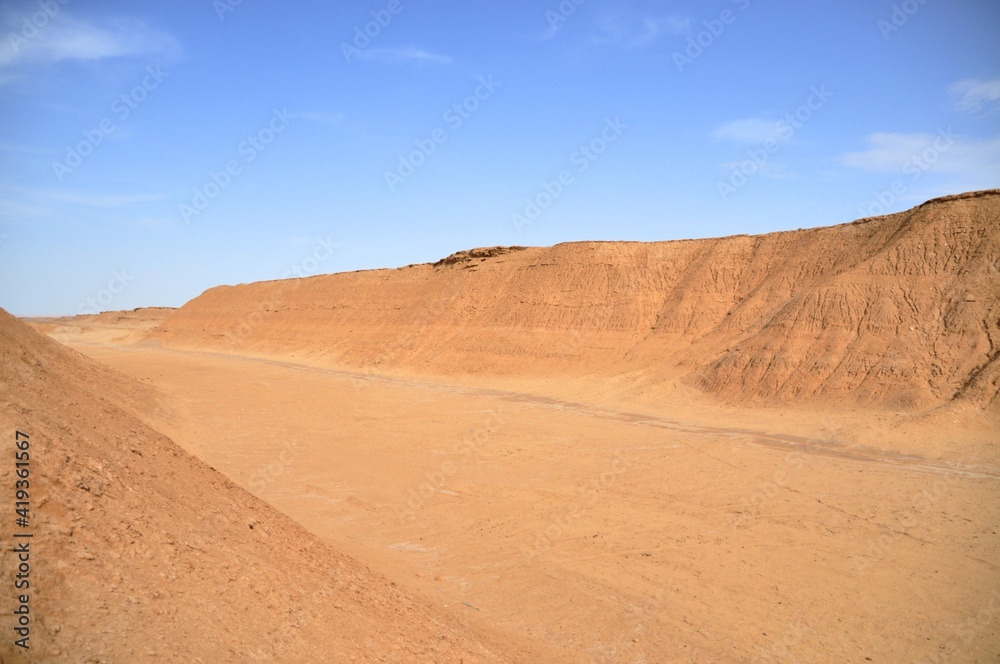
[150, 191, 1000, 412]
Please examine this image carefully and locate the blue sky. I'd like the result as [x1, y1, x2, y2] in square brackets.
[0, 0, 998, 316]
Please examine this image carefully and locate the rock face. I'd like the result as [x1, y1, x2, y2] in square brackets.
[0, 309, 510, 663]
[150, 191, 1000, 411]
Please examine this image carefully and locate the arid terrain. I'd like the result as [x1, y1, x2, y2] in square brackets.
[3, 191, 999, 662]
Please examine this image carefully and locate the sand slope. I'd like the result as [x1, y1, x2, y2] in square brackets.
[0, 308, 516, 663]
[150, 191, 1000, 411]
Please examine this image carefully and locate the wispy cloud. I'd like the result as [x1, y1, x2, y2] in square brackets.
[47, 190, 168, 208]
[0, 11, 181, 75]
[0, 141, 52, 155]
[533, 0, 688, 47]
[0, 196, 50, 221]
[949, 78, 1000, 114]
[357, 47, 451, 66]
[288, 111, 345, 125]
[840, 131, 1000, 175]
[592, 12, 689, 47]
[0, 184, 168, 224]
[712, 118, 787, 145]
[840, 133, 935, 172]
[720, 159, 793, 180]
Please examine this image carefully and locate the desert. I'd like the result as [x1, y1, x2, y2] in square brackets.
[2, 2, 999, 661]
[2, 191, 998, 662]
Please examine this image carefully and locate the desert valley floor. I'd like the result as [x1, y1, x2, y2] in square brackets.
[15, 308, 1000, 663]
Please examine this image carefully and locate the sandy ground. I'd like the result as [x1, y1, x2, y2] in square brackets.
[55, 332, 999, 663]
[2, 310, 527, 663]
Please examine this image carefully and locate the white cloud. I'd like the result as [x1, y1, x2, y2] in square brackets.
[533, 0, 688, 47]
[592, 12, 688, 47]
[840, 131, 1000, 177]
[712, 118, 787, 145]
[0, 141, 51, 154]
[0, 185, 167, 223]
[636, 15, 690, 44]
[721, 159, 792, 180]
[0, 196, 50, 221]
[289, 111, 345, 125]
[0, 11, 181, 74]
[949, 78, 1000, 114]
[46, 190, 167, 208]
[358, 47, 451, 66]
[840, 133, 935, 172]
